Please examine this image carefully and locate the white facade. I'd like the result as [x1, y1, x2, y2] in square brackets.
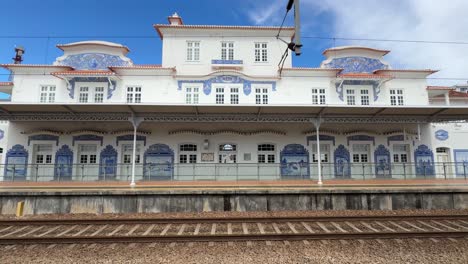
[0, 14, 467, 182]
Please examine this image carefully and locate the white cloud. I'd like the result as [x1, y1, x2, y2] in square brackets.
[246, 0, 468, 85]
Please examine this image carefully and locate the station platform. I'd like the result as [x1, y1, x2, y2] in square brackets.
[0, 179, 467, 215]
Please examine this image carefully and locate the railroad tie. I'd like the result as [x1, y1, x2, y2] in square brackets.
[177, 224, 186, 236]
[301, 222, 315, 233]
[330, 222, 348, 233]
[1, 226, 28, 238]
[0, 226, 13, 233]
[90, 225, 109, 237]
[316, 222, 331, 233]
[160, 224, 172, 236]
[444, 220, 468, 230]
[72, 225, 93, 237]
[107, 224, 125, 236]
[430, 220, 457, 231]
[417, 221, 443, 231]
[388, 221, 411, 232]
[142, 224, 156, 236]
[18, 226, 44, 237]
[126, 224, 141, 236]
[37, 226, 61, 237]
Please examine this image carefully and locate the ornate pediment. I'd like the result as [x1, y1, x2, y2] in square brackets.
[56, 53, 132, 70]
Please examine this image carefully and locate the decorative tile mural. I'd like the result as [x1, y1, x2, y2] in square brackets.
[454, 149, 468, 177]
[4, 144, 28, 181]
[99, 145, 117, 180]
[57, 53, 131, 70]
[144, 144, 174, 180]
[178, 75, 276, 95]
[374, 145, 391, 178]
[414, 145, 435, 176]
[323, 57, 388, 74]
[54, 145, 73, 181]
[334, 145, 351, 178]
[280, 144, 309, 179]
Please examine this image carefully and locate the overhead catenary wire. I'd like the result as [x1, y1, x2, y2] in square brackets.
[0, 72, 467, 81]
[1, 35, 468, 45]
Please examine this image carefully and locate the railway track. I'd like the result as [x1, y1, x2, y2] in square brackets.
[1, 214, 467, 245]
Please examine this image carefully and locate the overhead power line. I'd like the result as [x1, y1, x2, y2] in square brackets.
[0, 35, 467, 45]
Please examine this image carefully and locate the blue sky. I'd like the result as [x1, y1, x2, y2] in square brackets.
[0, 0, 332, 81]
[1, 0, 467, 87]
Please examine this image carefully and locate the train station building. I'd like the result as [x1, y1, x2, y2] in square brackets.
[1, 13, 468, 183]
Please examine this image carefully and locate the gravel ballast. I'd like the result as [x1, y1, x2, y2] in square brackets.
[1, 240, 467, 264]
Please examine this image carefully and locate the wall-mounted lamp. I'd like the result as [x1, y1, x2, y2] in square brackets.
[203, 139, 209, 150]
[13, 46, 25, 64]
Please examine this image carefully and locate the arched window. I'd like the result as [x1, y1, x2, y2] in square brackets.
[258, 144, 275, 163]
[179, 144, 197, 163]
[219, 144, 237, 163]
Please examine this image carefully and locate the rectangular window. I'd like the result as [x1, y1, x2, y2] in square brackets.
[360, 89, 370, 105]
[40, 85, 56, 103]
[216, 87, 224, 104]
[179, 155, 188, 164]
[390, 89, 404, 106]
[255, 88, 268, 105]
[185, 87, 199, 104]
[94, 87, 104, 103]
[79, 87, 89, 103]
[346, 89, 355, 105]
[187, 41, 200, 61]
[312, 88, 326, 105]
[221, 42, 234, 60]
[127, 86, 142, 103]
[254, 43, 268, 62]
[230, 87, 239, 104]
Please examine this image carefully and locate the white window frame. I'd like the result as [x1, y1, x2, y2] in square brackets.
[187, 41, 200, 62]
[126, 86, 142, 103]
[185, 86, 200, 104]
[221, 42, 234, 60]
[311, 88, 326, 105]
[254, 42, 268, 62]
[179, 144, 198, 164]
[390, 89, 404, 106]
[215, 87, 225, 104]
[79, 86, 89, 103]
[40, 85, 56, 103]
[257, 144, 276, 163]
[255, 87, 269, 105]
[346, 89, 356, 105]
[94, 86, 105, 103]
[230, 87, 239, 105]
[360, 89, 370, 106]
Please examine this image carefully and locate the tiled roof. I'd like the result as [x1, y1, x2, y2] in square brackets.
[109, 65, 176, 70]
[281, 67, 342, 71]
[0, 82, 13, 86]
[51, 70, 115, 76]
[427, 86, 454, 91]
[154, 24, 295, 39]
[337, 73, 393, 79]
[433, 90, 468, 98]
[374, 69, 438, 74]
[1, 64, 73, 69]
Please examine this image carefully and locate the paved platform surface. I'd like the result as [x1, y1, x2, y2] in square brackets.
[1, 179, 468, 194]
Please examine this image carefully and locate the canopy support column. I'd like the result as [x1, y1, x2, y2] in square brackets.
[129, 115, 143, 187]
[312, 118, 323, 185]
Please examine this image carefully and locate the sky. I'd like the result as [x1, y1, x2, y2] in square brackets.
[0, 0, 467, 88]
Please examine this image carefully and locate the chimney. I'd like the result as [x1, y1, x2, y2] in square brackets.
[13, 46, 25, 64]
[168, 12, 183, 25]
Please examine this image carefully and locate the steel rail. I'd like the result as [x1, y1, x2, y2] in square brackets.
[1, 214, 468, 226]
[0, 231, 467, 245]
